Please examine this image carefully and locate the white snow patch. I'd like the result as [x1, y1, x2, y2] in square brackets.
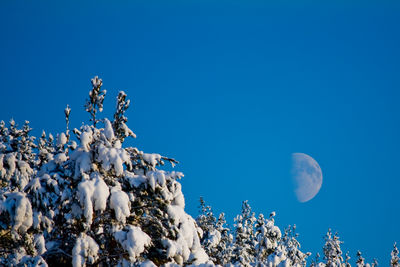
[1, 192, 33, 233]
[124, 171, 147, 188]
[114, 225, 151, 262]
[142, 153, 161, 167]
[72, 233, 99, 267]
[57, 132, 67, 147]
[34, 234, 46, 255]
[103, 119, 115, 141]
[77, 174, 110, 224]
[110, 184, 130, 223]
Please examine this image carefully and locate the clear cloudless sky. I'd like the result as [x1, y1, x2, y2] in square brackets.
[1, 0, 399, 264]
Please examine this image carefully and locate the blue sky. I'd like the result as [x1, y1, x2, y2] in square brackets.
[1, 0, 399, 264]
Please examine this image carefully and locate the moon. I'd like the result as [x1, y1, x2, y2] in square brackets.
[291, 153, 323, 203]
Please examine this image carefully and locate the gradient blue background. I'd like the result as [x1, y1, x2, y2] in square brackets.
[1, 1, 399, 264]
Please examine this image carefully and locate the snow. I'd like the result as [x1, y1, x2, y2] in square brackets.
[57, 132, 67, 147]
[121, 122, 136, 138]
[80, 131, 93, 151]
[142, 153, 161, 167]
[166, 205, 208, 264]
[139, 260, 157, 267]
[91, 76, 102, 88]
[114, 225, 151, 262]
[54, 152, 67, 164]
[72, 233, 99, 267]
[110, 184, 130, 223]
[207, 229, 221, 247]
[1, 192, 33, 234]
[70, 148, 92, 179]
[97, 144, 130, 177]
[103, 118, 115, 141]
[124, 171, 147, 188]
[17, 159, 34, 188]
[5, 152, 16, 178]
[77, 174, 110, 224]
[34, 234, 46, 255]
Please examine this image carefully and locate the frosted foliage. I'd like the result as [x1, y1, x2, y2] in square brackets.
[1, 192, 33, 233]
[77, 174, 110, 224]
[166, 205, 208, 264]
[323, 229, 344, 266]
[70, 148, 92, 179]
[57, 132, 67, 147]
[97, 144, 129, 177]
[103, 118, 115, 141]
[110, 184, 130, 223]
[34, 234, 46, 255]
[392, 243, 400, 267]
[142, 153, 162, 167]
[72, 233, 99, 267]
[115, 226, 151, 262]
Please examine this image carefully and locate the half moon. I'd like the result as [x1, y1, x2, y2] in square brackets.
[291, 153, 323, 202]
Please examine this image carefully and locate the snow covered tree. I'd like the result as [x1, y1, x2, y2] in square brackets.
[232, 200, 257, 266]
[391, 242, 399, 267]
[196, 197, 233, 265]
[356, 251, 366, 267]
[254, 212, 282, 264]
[280, 225, 309, 266]
[323, 229, 344, 267]
[0, 77, 210, 266]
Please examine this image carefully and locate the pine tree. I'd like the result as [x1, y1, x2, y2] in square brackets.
[391, 242, 400, 267]
[323, 229, 344, 267]
[356, 251, 367, 267]
[254, 212, 283, 264]
[232, 200, 257, 266]
[0, 77, 210, 267]
[196, 198, 234, 265]
[281, 225, 309, 266]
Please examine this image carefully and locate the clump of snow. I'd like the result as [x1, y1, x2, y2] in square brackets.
[121, 122, 136, 138]
[57, 133, 67, 147]
[114, 225, 151, 262]
[97, 144, 130, 177]
[110, 184, 130, 223]
[16, 159, 34, 189]
[141, 153, 161, 167]
[70, 149, 92, 179]
[77, 173, 110, 224]
[103, 118, 115, 141]
[80, 131, 93, 151]
[166, 205, 209, 264]
[124, 171, 147, 188]
[34, 234, 46, 255]
[54, 152, 67, 165]
[1, 192, 33, 234]
[72, 233, 99, 267]
[5, 152, 16, 178]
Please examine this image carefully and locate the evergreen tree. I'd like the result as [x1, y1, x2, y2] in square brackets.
[391, 242, 399, 267]
[0, 77, 209, 266]
[254, 212, 282, 264]
[323, 229, 344, 267]
[281, 225, 309, 266]
[232, 200, 257, 266]
[356, 250, 370, 267]
[196, 198, 233, 265]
